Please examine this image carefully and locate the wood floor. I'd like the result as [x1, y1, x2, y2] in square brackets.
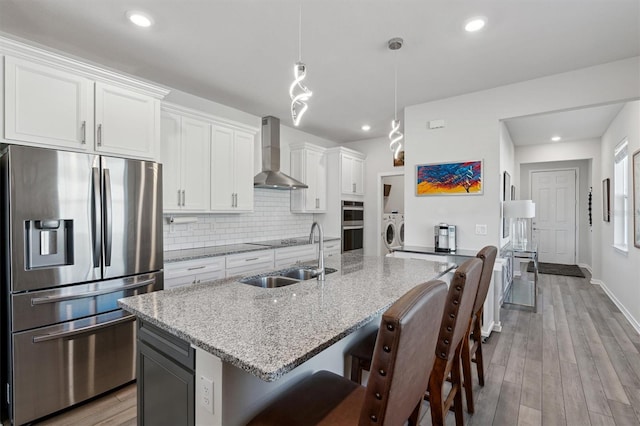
[33, 269, 640, 426]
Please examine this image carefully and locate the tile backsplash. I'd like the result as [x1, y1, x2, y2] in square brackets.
[163, 189, 315, 251]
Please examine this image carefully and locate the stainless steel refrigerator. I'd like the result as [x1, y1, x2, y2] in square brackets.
[0, 145, 163, 425]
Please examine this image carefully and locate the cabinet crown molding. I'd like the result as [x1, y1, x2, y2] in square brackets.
[289, 142, 327, 152]
[326, 145, 366, 159]
[161, 102, 259, 134]
[0, 34, 170, 99]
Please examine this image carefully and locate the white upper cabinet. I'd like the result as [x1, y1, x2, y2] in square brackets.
[1, 39, 168, 159]
[4, 56, 93, 150]
[340, 152, 365, 196]
[290, 143, 327, 213]
[211, 125, 255, 212]
[161, 110, 211, 212]
[94, 82, 158, 159]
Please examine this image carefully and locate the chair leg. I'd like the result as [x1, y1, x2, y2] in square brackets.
[350, 356, 362, 383]
[452, 346, 465, 426]
[473, 311, 485, 387]
[428, 366, 445, 426]
[461, 325, 475, 414]
[408, 398, 422, 426]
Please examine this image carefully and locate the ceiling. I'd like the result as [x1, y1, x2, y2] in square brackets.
[504, 103, 627, 146]
[0, 0, 638, 143]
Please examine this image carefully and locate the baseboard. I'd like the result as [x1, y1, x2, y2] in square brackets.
[492, 322, 503, 333]
[578, 263, 593, 274]
[481, 320, 495, 338]
[595, 280, 640, 336]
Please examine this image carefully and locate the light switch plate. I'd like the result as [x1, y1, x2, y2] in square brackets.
[475, 224, 487, 235]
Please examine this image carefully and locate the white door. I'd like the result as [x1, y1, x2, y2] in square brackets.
[210, 126, 235, 211]
[160, 112, 182, 211]
[95, 82, 156, 159]
[4, 56, 93, 149]
[531, 169, 577, 264]
[233, 130, 254, 211]
[352, 158, 364, 195]
[341, 155, 353, 194]
[181, 117, 210, 211]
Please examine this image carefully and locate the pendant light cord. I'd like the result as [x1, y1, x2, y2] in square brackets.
[394, 53, 398, 121]
[298, 5, 302, 62]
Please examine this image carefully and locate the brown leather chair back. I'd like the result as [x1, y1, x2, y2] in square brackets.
[472, 246, 498, 315]
[434, 258, 483, 362]
[359, 280, 447, 426]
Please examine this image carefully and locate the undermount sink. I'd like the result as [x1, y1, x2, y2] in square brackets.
[239, 267, 337, 288]
[279, 268, 318, 280]
[240, 276, 300, 288]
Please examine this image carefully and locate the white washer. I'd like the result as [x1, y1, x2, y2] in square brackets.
[396, 214, 404, 246]
[382, 213, 398, 252]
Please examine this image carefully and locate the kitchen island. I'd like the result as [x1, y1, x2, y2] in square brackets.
[119, 252, 454, 425]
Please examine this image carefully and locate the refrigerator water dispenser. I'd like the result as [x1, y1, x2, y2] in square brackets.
[25, 219, 74, 269]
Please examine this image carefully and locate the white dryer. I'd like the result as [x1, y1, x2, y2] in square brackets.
[382, 213, 398, 252]
[396, 214, 404, 246]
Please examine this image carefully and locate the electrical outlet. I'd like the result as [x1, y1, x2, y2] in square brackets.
[200, 376, 214, 414]
[475, 224, 487, 235]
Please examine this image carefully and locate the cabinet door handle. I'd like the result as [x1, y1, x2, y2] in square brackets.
[182, 190, 186, 206]
[81, 121, 86, 144]
[178, 190, 181, 207]
[97, 124, 102, 146]
[188, 266, 206, 271]
[245, 257, 259, 262]
[352, 183, 356, 193]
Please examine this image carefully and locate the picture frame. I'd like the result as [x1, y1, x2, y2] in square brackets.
[503, 171, 511, 238]
[603, 178, 610, 222]
[416, 160, 483, 196]
[634, 149, 640, 248]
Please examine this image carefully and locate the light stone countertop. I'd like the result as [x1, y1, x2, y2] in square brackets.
[118, 252, 454, 381]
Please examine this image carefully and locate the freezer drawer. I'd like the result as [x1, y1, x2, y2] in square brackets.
[11, 271, 163, 332]
[11, 310, 136, 426]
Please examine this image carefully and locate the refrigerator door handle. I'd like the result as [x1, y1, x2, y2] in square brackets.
[91, 167, 102, 267]
[103, 168, 113, 267]
[32, 314, 134, 343]
[30, 278, 156, 305]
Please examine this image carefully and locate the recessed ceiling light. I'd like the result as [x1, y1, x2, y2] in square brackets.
[551, 136, 562, 142]
[126, 11, 153, 27]
[464, 17, 487, 32]
[361, 124, 371, 131]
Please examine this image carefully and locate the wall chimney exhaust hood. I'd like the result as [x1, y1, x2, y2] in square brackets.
[254, 116, 308, 190]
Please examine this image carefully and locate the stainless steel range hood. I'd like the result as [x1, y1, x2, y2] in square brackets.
[254, 116, 308, 190]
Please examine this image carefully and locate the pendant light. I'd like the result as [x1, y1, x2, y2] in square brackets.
[388, 37, 403, 160]
[289, 5, 312, 126]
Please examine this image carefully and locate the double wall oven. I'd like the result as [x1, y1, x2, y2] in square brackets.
[342, 201, 364, 252]
[0, 145, 163, 425]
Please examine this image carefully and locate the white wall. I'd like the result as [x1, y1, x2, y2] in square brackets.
[500, 122, 516, 248]
[346, 136, 405, 255]
[403, 57, 639, 253]
[597, 101, 640, 331]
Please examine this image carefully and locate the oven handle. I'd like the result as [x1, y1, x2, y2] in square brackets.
[342, 225, 364, 230]
[30, 278, 156, 306]
[342, 206, 364, 211]
[32, 314, 134, 343]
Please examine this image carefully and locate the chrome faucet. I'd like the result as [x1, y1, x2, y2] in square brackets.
[309, 222, 325, 281]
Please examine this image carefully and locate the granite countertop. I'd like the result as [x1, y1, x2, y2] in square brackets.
[395, 245, 479, 258]
[118, 252, 454, 382]
[164, 236, 341, 263]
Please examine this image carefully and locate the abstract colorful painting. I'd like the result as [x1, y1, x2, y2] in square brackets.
[416, 160, 483, 196]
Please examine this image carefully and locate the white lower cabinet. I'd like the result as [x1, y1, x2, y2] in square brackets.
[164, 257, 225, 290]
[225, 250, 274, 278]
[274, 244, 317, 269]
[323, 240, 341, 258]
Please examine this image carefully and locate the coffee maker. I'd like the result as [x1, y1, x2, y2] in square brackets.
[434, 223, 457, 252]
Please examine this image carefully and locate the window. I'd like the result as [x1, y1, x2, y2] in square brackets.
[613, 139, 629, 251]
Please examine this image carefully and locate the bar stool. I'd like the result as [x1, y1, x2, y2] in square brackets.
[426, 258, 483, 426]
[461, 246, 497, 413]
[247, 280, 448, 426]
